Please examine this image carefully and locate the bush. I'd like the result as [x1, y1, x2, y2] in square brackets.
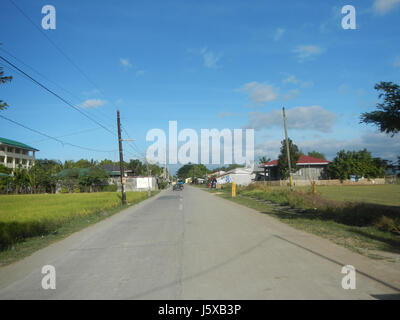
[159, 181, 168, 189]
[239, 184, 400, 234]
[101, 184, 118, 192]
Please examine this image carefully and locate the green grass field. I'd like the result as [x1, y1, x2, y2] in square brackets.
[301, 184, 400, 207]
[0, 192, 151, 251]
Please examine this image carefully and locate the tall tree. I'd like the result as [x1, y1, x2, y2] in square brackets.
[307, 151, 326, 160]
[127, 159, 145, 176]
[177, 163, 208, 180]
[360, 82, 400, 136]
[277, 138, 301, 179]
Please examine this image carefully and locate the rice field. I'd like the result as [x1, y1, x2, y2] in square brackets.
[0, 192, 149, 250]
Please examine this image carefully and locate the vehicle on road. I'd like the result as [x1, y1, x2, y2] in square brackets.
[173, 180, 184, 191]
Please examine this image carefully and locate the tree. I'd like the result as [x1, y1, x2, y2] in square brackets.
[75, 159, 95, 168]
[327, 149, 386, 180]
[127, 159, 146, 176]
[307, 151, 326, 160]
[259, 156, 271, 164]
[0, 46, 13, 110]
[0, 164, 11, 194]
[360, 82, 400, 136]
[79, 166, 109, 192]
[177, 163, 208, 180]
[59, 168, 80, 192]
[277, 138, 301, 179]
[12, 166, 30, 193]
[0, 163, 11, 174]
[29, 159, 62, 193]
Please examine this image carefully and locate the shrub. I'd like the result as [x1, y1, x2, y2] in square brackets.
[239, 184, 400, 234]
[101, 184, 118, 192]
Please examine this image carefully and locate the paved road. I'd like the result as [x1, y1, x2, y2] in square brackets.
[0, 186, 399, 299]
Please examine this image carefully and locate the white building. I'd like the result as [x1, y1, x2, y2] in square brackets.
[216, 167, 255, 186]
[0, 137, 38, 170]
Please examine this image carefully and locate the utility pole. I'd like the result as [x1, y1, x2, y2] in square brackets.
[282, 107, 293, 190]
[117, 110, 126, 204]
[146, 160, 151, 197]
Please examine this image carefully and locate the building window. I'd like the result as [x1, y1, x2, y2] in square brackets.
[0, 146, 4, 151]
[7, 157, 13, 164]
[0, 156, 4, 163]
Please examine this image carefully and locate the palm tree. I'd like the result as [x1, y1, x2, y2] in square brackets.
[259, 156, 271, 164]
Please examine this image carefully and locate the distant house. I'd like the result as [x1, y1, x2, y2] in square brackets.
[206, 170, 226, 178]
[216, 167, 255, 186]
[258, 155, 330, 181]
[99, 164, 133, 177]
[0, 137, 39, 170]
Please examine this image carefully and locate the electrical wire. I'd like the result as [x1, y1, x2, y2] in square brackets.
[0, 54, 115, 135]
[0, 114, 116, 153]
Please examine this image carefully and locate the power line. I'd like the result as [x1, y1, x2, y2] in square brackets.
[0, 114, 116, 153]
[7, 0, 118, 130]
[121, 126, 147, 157]
[0, 54, 115, 135]
[0, 46, 117, 132]
[29, 127, 102, 144]
[8, 0, 102, 93]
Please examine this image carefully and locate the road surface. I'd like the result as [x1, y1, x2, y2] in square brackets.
[0, 186, 399, 299]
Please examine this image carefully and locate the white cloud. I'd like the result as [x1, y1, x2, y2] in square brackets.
[244, 106, 337, 133]
[217, 111, 242, 118]
[293, 45, 325, 61]
[283, 75, 299, 84]
[120, 58, 132, 68]
[373, 0, 400, 14]
[282, 75, 314, 88]
[298, 132, 400, 161]
[255, 132, 400, 161]
[301, 81, 314, 88]
[201, 47, 222, 68]
[81, 99, 107, 108]
[241, 82, 279, 105]
[274, 28, 285, 41]
[284, 89, 300, 100]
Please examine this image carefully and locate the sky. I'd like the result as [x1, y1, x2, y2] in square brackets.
[0, 0, 399, 171]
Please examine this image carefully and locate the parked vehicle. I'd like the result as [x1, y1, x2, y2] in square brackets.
[173, 184, 183, 191]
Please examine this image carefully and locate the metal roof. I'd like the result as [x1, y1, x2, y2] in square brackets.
[261, 155, 329, 167]
[0, 137, 39, 151]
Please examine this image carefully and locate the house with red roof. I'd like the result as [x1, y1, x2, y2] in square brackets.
[258, 155, 330, 181]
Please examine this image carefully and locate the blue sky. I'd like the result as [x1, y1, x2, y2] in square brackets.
[1, 0, 399, 169]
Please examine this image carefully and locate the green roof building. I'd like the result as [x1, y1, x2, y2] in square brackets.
[0, 137, 39, 170]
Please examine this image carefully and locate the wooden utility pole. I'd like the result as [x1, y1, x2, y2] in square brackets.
[146, 161, 151, 197]
[282, 107, 293, 190]
[117, 110, 126, 205]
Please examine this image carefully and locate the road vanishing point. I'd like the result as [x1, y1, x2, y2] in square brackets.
[0, 186, 399, 299]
